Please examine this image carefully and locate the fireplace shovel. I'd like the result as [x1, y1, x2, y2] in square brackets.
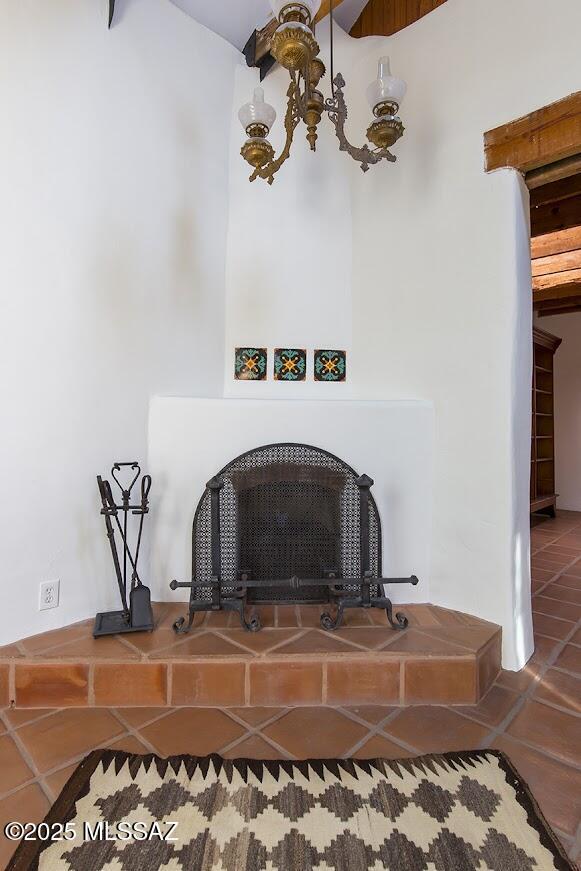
[128, 475, 153, 630]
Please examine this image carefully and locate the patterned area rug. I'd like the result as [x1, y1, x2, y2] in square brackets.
[8, 749, 573, 870]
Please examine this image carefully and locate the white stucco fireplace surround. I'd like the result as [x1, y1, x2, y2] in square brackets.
[148, 397, 434, 620]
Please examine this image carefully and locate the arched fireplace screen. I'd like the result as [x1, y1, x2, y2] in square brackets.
[170, 443, 418, 632]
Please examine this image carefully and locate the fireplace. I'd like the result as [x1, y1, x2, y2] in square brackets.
[170, 443, 418, 632]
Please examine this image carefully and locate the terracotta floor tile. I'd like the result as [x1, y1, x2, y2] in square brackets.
[150, 632, 251, 659]
[0, 644, 23, 659]
[0, 784, 50, 868]
[262, 708, 368, 758]
[227, 707, 284, 728]
[3, 709, 54, 729]
[532, 596, 581, 622]
[532, 612, 576, 640]
[377, 628, 467, 655]
[108, 734, 150, 754]
[554, 644, 581, 675]
[404, 659, 476, 705]
[339, 609, 374, 627]
[221, 734, 284, 759]
[382, 707, 489, 754]
[272, 630, 363, 655]
[570, 627, 581, 645]
[491, 734, 581, 837]
[249, 661, 323, 706]
[532, 634, 561, 662]
[331, 628, 402, 650]
[496, 663, 542, 694]
[531, 569, 556, 583]
[275, 606, 299, 627]
[94, 663, 167, 706]
[297, 606, 325, 628]
[17, 709, 124, 772]
[415, 625, 498, 652]
[43, 635, 139, 659]
[352, 734, 416, 760]
[533, 669, 581, 713]
[506, 699, 581, 766]
[0, 666, 7, 708]
[15, 663, 89, 707]
[171, 662, 245, 706]
[342, 706, 397, 725]
[19, 622, 91, 654]
[561, 562, 581, 577]
[543, 584, 581, 606]
[254, 606, 275, 628]
[139, 709, 245, 757]
[327, 661, 400, 705]
[204, 610, 234, 629]
[43, 762, 79, 801]
[114, 708, 171, 728]
[0, 734, 34, 793]
[152, 603, 205, 630]
[218, 629, 304, 655]
[555, 574, 581, 590]
[118, 627, 182, 655]
[455, 685, 520, 727]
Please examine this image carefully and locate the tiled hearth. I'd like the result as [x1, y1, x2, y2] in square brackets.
[0, 604, 500, 709]
[1, 512, 580, 866]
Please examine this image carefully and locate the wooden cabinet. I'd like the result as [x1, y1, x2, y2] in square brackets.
[531, 327, 562, 515]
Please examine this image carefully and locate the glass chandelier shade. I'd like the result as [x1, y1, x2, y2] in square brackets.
[238, 87, 277, 134]
[366, 56, 407, 114]
[269, 0, 322, 22]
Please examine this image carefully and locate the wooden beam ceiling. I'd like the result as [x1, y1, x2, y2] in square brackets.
[531, 190, 581, 316]
[485, 91, 581, 174]
[350, 0, 446, 38]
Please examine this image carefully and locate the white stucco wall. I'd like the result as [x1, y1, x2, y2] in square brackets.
[0, 0, 239, 645]
[535, 313, 581, 512]
[224, 0, 581, 668]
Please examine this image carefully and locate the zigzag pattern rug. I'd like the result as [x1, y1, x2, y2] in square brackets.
[8, 749, 573, 870]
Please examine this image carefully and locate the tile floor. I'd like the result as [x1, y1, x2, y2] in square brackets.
[1, 510, 580, 866]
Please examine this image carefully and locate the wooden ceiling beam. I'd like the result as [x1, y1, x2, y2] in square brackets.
[532, 273, 581, 303]
[537, 301, 581, 316]
[530, 192, 581, 237]
[533, 267, 581, 291]
[484, 91, 581, 174]
[531, 226, 581, 259]
[532, 249, 581, 277]
[529, 173, 581, 209]
[314, 0, 344, 24]
[350, 0, 446, 39]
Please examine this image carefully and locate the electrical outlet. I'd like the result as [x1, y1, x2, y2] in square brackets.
[39, 580, 60, 611]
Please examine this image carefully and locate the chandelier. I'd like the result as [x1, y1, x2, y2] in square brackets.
[238, 0, 406, 184]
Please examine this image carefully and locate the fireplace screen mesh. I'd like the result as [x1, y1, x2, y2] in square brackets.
[192, 444, 381, 604]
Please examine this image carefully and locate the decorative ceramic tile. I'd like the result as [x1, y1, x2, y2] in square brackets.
[274, 348, 306, 381]
[234, 348, 267, 381]
[314, 349, 346, 382]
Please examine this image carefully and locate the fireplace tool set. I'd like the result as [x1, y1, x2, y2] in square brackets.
[93, 462, 154, 638]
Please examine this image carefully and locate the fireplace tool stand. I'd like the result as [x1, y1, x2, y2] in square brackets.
[170, 472, 419, 634]
[93, 462, 154, 638]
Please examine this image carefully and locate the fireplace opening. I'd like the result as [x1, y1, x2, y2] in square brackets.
[170, 443, 418, 632]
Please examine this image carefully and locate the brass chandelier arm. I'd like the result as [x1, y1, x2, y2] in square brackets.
[324, 74, 397, 173]
[250, 82, 301, 185]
